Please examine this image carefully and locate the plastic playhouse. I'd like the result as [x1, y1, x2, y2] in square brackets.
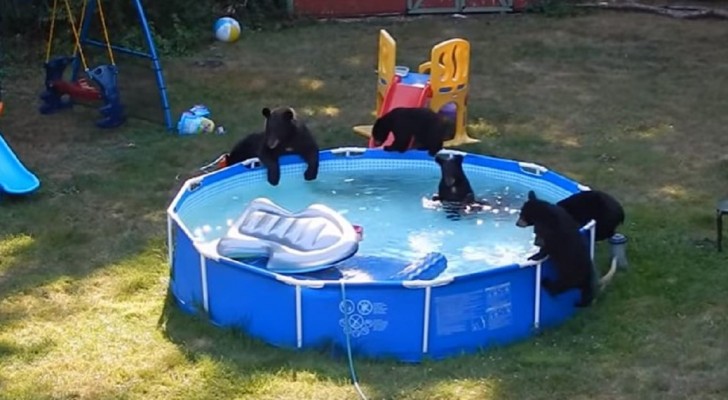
[353, 29, 479, 148]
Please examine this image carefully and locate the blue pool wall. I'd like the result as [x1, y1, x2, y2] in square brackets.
[167, 148, 595, 363]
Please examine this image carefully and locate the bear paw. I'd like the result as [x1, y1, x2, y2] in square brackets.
[541, 278, 557, 295]
[266, 174, 280, 186]
[574, 298, 594, 308]
[266, 168, 281, 186]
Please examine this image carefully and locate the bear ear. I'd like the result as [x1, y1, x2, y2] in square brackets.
[262, 108, 271, 118]
[527, 190, 537, 200]
[283, 109, 295, 122]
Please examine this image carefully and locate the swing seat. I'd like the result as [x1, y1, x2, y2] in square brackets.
[51, 78, 102, 102]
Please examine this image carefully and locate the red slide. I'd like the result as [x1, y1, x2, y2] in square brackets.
[368, 75, 431, 149]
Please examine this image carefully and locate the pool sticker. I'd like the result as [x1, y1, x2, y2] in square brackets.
[433, 282, 513, 335]
[339, 299, 388, 338]
[483, 282, 513, 331]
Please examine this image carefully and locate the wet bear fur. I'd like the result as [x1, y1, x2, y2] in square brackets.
[432, 154, 489, 219]
[516, 190, 595, 307]
[557, 190, 625, 241]
[259, 107, 319, 186]
[225, 132, 264, 166]
[371, 107, 447, 157]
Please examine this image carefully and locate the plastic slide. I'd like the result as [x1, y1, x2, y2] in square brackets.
[0, 132, 40, 195]
[368, 75, 431, 149]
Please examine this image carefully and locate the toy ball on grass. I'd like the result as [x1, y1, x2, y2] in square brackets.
[214, 17, 241, 43]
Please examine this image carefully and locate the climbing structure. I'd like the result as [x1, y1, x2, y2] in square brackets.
[39, 0, 173, 130]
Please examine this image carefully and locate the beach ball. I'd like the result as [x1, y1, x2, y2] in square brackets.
[214, 17, 241, 43]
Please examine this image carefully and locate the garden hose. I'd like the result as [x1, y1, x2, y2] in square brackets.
[339, 281, 369, 400]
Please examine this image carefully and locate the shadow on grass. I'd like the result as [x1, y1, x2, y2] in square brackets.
[2, 11, 728, 399]
[151, 191, 728, 398]
[156, 285, 501, 399]
[154, 209, 727, 399]
[0, 336, 55, 365]
[0, 126, 186, 327]
[156, 288, 380, 396]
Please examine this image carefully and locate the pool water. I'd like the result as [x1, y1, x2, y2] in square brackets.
[178, 164, 560, 277]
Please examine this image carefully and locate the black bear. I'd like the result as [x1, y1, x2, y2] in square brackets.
[432, 153, 490, 219]
[557, 190, 625, 242]
[202, 131, 264, 172]
[202, 131, 301, 173]
[371, 107, 447, 157]
[259, 106, 319, 186]
[516, 190, 595, 307]
[226, 131, 264, 166]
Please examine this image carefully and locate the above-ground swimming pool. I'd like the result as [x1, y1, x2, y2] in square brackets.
[167, 148, 595, 362]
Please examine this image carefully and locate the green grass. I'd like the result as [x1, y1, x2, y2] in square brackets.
[1, 11, 728, 400]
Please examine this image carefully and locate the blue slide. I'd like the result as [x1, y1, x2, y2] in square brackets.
[0, 131, 40, 195]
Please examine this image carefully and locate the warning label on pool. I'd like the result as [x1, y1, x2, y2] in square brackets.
[433, 282, 513, 336]
[339, 299, 388, 338]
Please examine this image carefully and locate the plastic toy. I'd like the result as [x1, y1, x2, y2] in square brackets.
[353, 29, 478, 148]
[216, 198, 362, 273]
[0, 83, 41, 197]
[177, 105, 216, 135]
[214, 17, 241, 43]
[38, 0, 173, 130]
[0, 134, 41, 196]
[39, 0, 125, 128]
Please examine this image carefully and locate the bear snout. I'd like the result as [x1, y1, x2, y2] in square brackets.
[266, 138, 280, 149]
[515, 217, 530, 227]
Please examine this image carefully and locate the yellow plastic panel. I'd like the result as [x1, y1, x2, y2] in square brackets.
[427, 38, 478, 146]
[377, 29, 396, 114]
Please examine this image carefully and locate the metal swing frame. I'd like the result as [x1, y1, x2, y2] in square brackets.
[43, 0, 173, 130]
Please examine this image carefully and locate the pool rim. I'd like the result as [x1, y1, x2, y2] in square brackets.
[166, 147, 598, 361]
[167, 147, 596, 290]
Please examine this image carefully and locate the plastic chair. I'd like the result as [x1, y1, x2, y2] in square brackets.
[418, 38, 478, 146]
[376, 30, 397, 115]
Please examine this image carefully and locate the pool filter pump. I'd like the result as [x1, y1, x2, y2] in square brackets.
[609, 233, 629, 270]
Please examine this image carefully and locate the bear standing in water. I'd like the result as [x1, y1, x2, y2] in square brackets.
[432, 153, 490, 219]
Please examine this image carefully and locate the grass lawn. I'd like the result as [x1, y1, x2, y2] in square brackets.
[1, 10, 727, 400]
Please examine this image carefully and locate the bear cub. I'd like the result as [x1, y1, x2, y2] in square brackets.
[432, 153, 489, 219]
[218, 131, 265, 169]
[516, 190, 595, 307]
[372, 107, 448, 156]
[259, 106, 319, 186]
[557, 190, 625, 242]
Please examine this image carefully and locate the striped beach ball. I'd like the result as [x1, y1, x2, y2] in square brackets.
[214, 17, 241, 43]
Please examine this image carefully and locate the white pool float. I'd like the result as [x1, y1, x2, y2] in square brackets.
[216, 197, 361, 273]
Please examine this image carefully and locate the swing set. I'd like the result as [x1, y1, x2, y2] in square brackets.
[39, 0, 173, 130]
